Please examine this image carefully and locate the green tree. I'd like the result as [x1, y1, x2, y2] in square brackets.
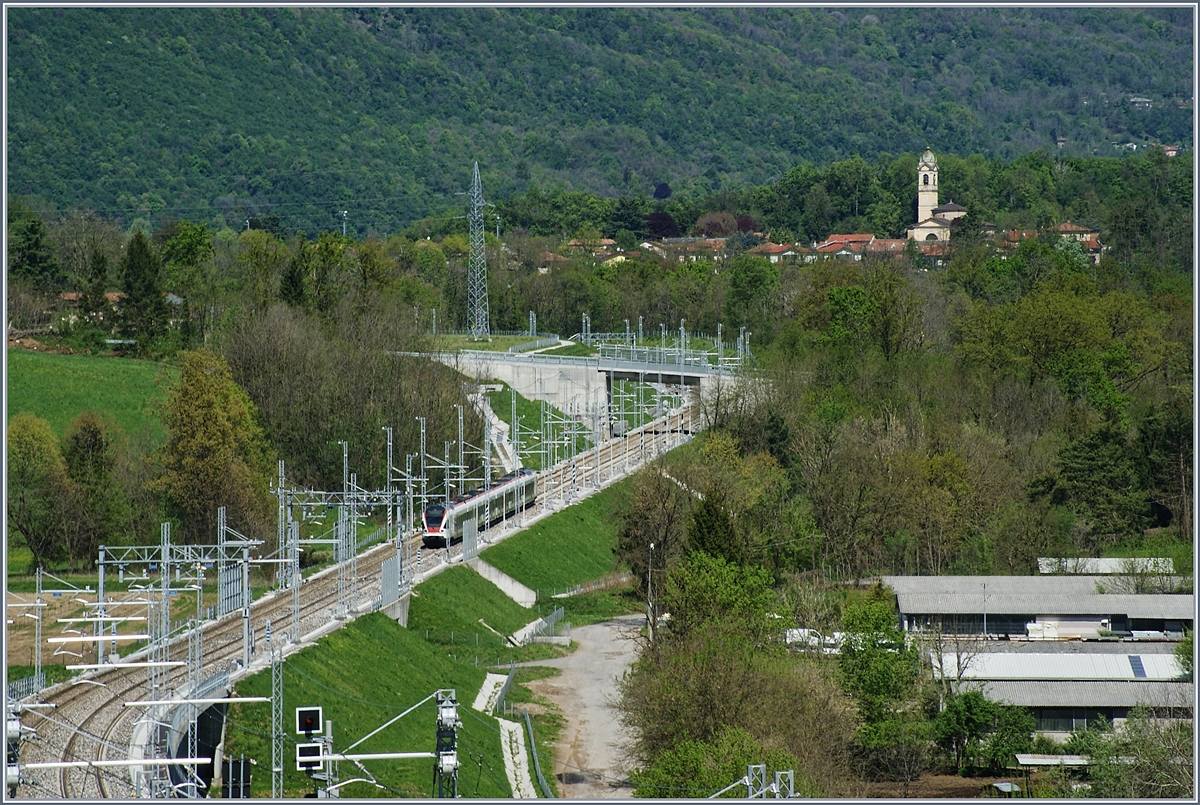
[659, 551, 776, 643]
[1174, 630, 1193, 677]
[6, 412, 68, 569]
[840, 599, 919, 725]
[686, 491, 744, 565]
[863, 261, 922, 361]
[630, 726, 813, 798]
[726, 254, 778, 329]
[150, 349, 273, 543]
[61, 411, 126, 570]
[81, 245, 110, 324]
[1084, 707, 1194, 798]
[279, 233, 312, 310]
[162, 220, 215, 340]
[980, 705, 1034, 773]
[608, 195, 651, 239]
[1036, 422, 1150, 547]
[237, 229, 288, 314]
[119, 229, 169, 349]
[311, 231, 349, 316]
[934, 690, 996, 769]
[7, 199, 63, 288]
[801, 184, 833, 242]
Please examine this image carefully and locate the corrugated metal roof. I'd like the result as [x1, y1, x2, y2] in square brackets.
[937, 652, 1185, 681]
[896, 592, 1193, 620]
[961, 680, 1193, 708]
[1015, 754, 1090, 767]
[883, 575, 1112, 596]
[975, 640, 1177, 655]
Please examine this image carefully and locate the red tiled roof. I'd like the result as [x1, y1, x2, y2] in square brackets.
[1056, 222, 1091, 233]
[752, 243, 793, 255]
[866, 239, 907, 253]
[919, 242, 951, 256]
[825, 233, 875, 244]
[1002, 229, 1039, 244]
[816, 242, 860, 254]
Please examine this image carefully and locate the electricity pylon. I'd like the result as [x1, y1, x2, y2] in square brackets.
[465, 162, 491, 341]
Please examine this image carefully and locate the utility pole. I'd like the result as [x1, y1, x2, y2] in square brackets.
[341, 210, 348, 237]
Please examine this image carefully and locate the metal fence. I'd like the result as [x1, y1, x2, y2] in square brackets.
[508, 336, 561, 353]
[522, 708, 553, 798]
[380, 555, 400, 608]
[6, 674, 43, 701]
[530, 606, 567, 641]
[493, 661, 516, 716]
[539, 571, 631, 600]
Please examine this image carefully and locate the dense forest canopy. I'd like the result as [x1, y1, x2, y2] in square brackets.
[6, 7, 1193, 235]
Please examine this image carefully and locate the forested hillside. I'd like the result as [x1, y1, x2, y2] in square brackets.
[7, 7, 1192, 234]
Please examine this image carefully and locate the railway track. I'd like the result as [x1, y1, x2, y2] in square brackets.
[14, 405, 695, 799]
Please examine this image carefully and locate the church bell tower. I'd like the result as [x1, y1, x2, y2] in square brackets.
[917, 147, 938, 222]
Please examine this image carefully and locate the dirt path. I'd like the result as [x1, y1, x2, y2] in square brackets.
[521, 614, 644, 798]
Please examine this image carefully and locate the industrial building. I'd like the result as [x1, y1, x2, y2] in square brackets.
[934, 642, 1191, 739]
[881, 575, 1193, 639]
[885, 574, 1194, 742]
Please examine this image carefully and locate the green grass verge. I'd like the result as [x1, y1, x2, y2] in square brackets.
[480, 475, 633, 596]
[7, 664, 76, 686]
[500, 666, 563, 797]
[225, 612, 511, 798]
[6, 349, 176, 441]
[533, 342, 595, 357]
[429, 334, 542, 353]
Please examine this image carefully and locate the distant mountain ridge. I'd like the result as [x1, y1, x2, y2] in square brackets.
[6, 7, 1192, 234]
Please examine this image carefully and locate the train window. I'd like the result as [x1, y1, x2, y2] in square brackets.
[425, 506, 446, 527]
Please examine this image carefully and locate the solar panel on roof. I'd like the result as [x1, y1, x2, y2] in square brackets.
[1128, 655, 1147, 678]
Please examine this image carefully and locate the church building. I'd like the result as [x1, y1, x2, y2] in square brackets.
[906, 148, 966, 242]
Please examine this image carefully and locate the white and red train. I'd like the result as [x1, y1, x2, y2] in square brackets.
[421, 468, 537, 548]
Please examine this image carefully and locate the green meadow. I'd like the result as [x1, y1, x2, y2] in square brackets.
[6, 349, 175, 442]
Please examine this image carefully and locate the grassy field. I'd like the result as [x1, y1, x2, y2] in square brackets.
[6, 349, 175, 441]
[225, 613, 512, 798]
[481, 475, 633, 596]
[429, 334, 542, 353]
[533, 342, 595, 357]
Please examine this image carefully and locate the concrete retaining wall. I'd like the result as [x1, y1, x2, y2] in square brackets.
[467, 558, 537, 608]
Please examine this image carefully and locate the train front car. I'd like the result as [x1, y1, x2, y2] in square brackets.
[422, 502, 450, 548]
